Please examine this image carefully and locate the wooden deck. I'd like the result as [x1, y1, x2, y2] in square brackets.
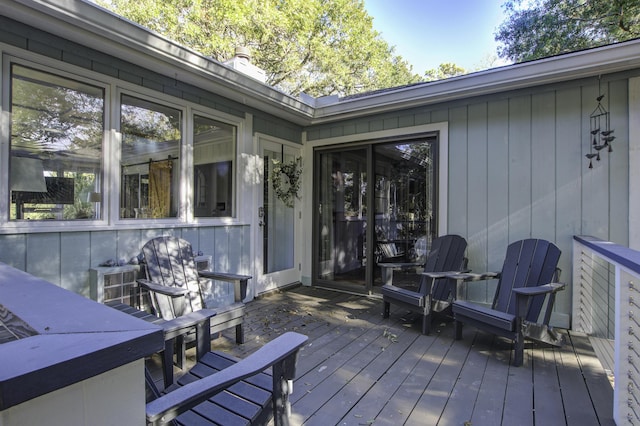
[149, 285, 615, 426]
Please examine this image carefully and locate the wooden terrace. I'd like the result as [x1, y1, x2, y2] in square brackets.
[149, 285, 615, 426]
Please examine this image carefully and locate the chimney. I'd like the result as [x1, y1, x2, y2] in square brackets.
[223, 47, 266, 83]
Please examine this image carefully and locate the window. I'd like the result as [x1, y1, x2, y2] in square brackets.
[9, 65, 104, 221]
[120, 95, 181, 219]
[193, 115, 236, 218]
[4, 60, 240, 227]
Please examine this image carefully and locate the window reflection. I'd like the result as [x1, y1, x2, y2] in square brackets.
[193, 115, 235, 218]
[9, 65, 104, 221]
[120, 95, 181, 219]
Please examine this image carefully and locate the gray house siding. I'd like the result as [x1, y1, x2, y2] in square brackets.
[0, 226, 251, 302]
[305, 73, 635, 327]
[0, 17, 300, 302]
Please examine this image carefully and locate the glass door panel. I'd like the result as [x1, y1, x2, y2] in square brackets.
[316, 148, 368, 289]
[372, 141, 436, 289]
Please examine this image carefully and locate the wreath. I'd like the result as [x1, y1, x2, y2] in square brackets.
[270, 157, 302, 208]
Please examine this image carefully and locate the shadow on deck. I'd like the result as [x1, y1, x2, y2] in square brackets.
[147, 286, 614, 426]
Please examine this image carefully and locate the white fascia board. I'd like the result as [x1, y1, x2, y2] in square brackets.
[4, 0, 314, 125]
[312, 39, 640, 124]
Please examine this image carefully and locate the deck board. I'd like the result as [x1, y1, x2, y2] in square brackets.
[148, 285, 615, 425]
[469, 336, 510, 425]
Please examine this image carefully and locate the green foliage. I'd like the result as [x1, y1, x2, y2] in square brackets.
[97, 0, 422, 96]
[423, 63, 467, 82]
[496, 0, 640, 63]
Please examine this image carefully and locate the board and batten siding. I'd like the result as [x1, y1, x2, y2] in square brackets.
[305, 74, 633, 328]
[0, 226, 251, 303]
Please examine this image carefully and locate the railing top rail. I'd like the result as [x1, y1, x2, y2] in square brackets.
[574, 235, 640, 275]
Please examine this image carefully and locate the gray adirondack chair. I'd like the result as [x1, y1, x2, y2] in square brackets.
[450, 238, 564, 366]
[381, 234, 468, 335]
[146, 331, 308, 426]
[138, 236, 249, 367]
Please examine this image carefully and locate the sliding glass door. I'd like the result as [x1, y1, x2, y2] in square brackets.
[314, 136, 437, 294]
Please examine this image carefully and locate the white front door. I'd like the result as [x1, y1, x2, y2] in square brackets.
[255, 138, 301, 295]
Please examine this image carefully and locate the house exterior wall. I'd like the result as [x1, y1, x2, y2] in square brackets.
[0, 17, 301, 302]
[2, 7, 639, 330]
[0, 225, 251, 300]
[304, 73, 637, 328]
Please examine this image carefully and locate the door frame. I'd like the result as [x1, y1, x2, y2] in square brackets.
[253, 133, 303, 296]
[306, 123, 450, 295]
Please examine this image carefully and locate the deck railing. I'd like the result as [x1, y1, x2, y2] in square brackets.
[573, 235, 640, 424]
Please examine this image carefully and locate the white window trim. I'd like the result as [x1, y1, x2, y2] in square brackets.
[0, 46, 248, 234]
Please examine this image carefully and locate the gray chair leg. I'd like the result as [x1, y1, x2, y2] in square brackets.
[236, 323, 244, 344]
[455, 320, 463, 340]
[383, 301, 390, 319]
[421, 313, 431, 335]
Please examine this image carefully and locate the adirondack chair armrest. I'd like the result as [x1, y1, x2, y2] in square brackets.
[512, 282, 566, 297]
[137, 279, 189, 298]
[445, 271, 499, 300]
[161, 308, 217, 362]
[421, 269, 471, 279]
[146, 331, 308, 425]
[446, 271, 500, 282]
[198, 271, 251, 301]
[160, 308, 217, 340]
[513, 283, 566, 324]
[378, 262, 422, 269]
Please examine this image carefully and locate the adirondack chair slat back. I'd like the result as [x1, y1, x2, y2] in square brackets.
[142, 236, 204, 319]
[419, 234, 467, 299]
[492, 239, 561, 322]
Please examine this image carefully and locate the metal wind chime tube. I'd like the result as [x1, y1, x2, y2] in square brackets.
[586, 80, 615, 169]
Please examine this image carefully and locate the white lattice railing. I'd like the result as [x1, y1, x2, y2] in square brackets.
[573, 235, 640, 425]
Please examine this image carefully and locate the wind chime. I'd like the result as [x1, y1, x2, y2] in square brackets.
[585, 78, 615, 169]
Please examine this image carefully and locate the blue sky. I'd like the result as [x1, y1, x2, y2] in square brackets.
[364, 0, 511, 74]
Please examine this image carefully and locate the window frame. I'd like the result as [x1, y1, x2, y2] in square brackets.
[1, 54, 111, 231]
[0, 51, 246, 233]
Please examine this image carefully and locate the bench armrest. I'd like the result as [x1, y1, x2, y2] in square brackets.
[146, 332, 308, 425]
[137, 279, 189, 298]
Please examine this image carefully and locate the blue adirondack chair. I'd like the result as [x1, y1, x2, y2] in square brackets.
[450, 238, 564, 366]
[146, 331, 308, 426]
[138, 236, 250, 375]
[381, 234, 468, 334]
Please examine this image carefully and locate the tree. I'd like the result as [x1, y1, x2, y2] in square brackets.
[97, 0, 422, 96]
[496, 0, 640, 63]
[423, 63, 467, 82]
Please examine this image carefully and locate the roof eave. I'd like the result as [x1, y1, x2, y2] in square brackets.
[311, 39, 640, 124]
[4, 1, 640, 128]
